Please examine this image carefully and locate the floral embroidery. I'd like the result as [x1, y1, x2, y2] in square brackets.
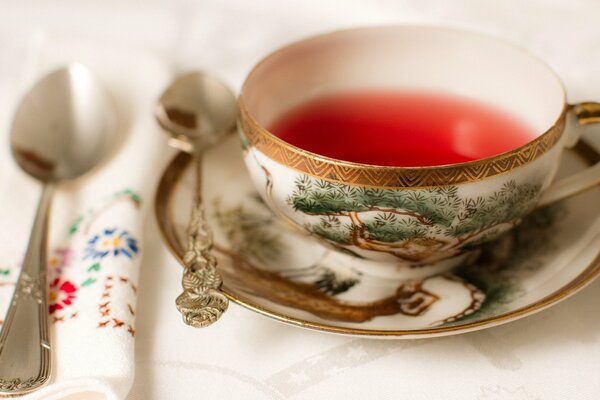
[48, 278, 77, 314]
[97, 275, 137, 336]
[0, 267, 13, 287]
[84, 228, 139, 260]
[48, 247, 72, 275]
[0, 188, 142, 330]
[69, 190, 141, 236]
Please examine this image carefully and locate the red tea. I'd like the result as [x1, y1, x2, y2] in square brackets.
[269, 90, 537, 167]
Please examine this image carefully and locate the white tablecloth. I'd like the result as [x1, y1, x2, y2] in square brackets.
[1, 1, 599, 399]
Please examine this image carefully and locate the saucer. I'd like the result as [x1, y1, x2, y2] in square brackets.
[156, 136, 600, 338]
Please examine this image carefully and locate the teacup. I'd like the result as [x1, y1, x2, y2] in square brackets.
[238, 26, 600, 274]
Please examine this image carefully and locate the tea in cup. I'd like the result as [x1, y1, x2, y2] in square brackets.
[238, 26, 600, 272]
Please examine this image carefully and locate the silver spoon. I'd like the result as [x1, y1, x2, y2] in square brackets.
[0, 64, 116, 395]
[155, 72, 237, 328]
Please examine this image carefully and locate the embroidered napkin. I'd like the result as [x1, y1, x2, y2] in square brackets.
[0, 32, 172, 399]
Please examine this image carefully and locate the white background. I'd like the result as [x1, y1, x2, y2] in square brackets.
[1, 1, 599, 399]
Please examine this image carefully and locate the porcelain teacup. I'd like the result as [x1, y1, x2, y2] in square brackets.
[238, 26, 600, 275]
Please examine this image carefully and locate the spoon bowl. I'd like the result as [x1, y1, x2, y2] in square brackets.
[156, 72, 237, 152]
[10, 63, 116, 182]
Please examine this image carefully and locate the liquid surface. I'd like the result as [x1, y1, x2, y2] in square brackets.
[269, 90, 537, 167]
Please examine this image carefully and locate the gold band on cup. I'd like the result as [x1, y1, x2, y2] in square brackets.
[239, 98, 566, 188]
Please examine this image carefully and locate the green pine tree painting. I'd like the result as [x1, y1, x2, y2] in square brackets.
[286, 176, 542, 262]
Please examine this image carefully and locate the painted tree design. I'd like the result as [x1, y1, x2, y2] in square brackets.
[287, 176, 542, 262]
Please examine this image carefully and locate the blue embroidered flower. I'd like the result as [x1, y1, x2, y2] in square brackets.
[84, 228, 139, 259]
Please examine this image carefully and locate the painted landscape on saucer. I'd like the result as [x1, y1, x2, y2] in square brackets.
[211, 189, 565, 327]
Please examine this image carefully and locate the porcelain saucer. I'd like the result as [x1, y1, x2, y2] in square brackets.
[156, 136, 600, 338]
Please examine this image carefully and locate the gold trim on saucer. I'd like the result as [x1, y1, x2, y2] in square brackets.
[239, 99, 566, 188]
[155, 145, 600, 338]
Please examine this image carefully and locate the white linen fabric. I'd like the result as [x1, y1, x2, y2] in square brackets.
[0, 1, 599, 399]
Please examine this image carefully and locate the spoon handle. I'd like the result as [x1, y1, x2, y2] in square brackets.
[175, 155, 229, 327]
[0, 184, 54, 395]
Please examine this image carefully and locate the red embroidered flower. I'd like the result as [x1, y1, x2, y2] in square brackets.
[48, 278, 77, 314]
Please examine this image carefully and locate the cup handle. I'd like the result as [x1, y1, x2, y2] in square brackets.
[537, 102, 600, 207]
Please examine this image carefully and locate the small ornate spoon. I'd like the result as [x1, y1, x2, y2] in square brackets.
[155, 72, 237, 327]
[0, 64, 116, 395]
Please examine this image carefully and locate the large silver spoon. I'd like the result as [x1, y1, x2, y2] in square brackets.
[156, 72, 237, 328]
[0, 64, 116, 395]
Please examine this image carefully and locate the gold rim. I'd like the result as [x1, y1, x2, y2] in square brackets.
[239, 101, 565, 188]
[155, 144, 600, 338]
[239, 25, 568, 188]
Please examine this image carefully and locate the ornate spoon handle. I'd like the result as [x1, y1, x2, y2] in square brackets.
[0, 184, 54, 395]
[175, 155, 228, 327]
